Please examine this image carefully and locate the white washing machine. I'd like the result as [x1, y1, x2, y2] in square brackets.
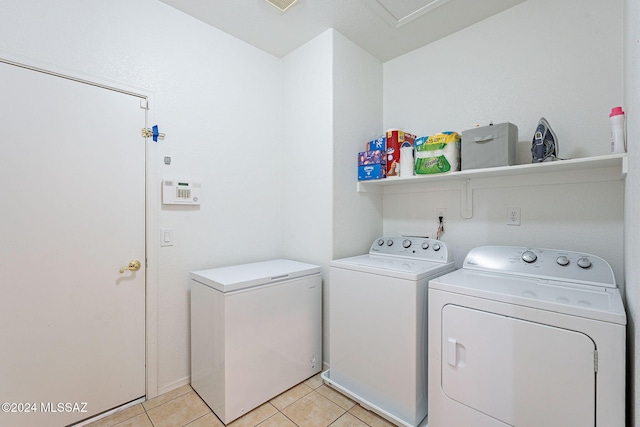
[322, 236, 455, 427]
[190, 259, 322, 424]
[428, 246, 626, 427]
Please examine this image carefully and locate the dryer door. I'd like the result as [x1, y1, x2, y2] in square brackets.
[441, 305, 595, 426]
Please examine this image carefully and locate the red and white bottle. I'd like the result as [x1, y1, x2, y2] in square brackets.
[610, 106, 626, 154]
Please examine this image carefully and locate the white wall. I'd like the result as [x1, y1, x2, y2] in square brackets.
[332, 32, 384, 260]
[281, 29, 383, 363]
[281, 31, 334, 267]
[0, 0, 283, 394]
[382, 0, 625, 285]
[384, 0, 623, 156]
[624, 0, 639, 424]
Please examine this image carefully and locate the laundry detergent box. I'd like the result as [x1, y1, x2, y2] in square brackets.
[358, 149, 386, 180]
[366, 136, 386, 152]
[414, 132, 461, 174]
[386, 130, 417, 177]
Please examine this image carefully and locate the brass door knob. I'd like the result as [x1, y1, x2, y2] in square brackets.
[119, 260, 141, 274]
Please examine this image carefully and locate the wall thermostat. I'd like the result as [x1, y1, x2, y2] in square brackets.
[162, 179, 201, 205]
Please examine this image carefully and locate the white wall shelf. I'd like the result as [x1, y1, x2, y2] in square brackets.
[358, 153, 627, 218]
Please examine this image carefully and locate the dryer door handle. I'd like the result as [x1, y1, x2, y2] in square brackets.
[447, 337, 466, 367]
[447, 338, 457, 366]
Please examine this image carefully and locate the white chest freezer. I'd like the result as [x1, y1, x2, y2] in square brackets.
[190, 259, 322, 424]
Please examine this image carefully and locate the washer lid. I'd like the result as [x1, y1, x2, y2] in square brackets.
[191, 259, 321, 293]
[331, 254, 455, 281]
[430, 269, 627, 325]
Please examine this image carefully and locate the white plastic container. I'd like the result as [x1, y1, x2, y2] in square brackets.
[610, 106, 626, 154]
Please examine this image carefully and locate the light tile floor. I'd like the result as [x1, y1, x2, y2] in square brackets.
[86, 372, 395, 427]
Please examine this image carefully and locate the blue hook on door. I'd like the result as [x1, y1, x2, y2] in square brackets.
[152, 125, 165, 142]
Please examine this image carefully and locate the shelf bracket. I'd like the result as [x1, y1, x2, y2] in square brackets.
[461, 178, 473, 219]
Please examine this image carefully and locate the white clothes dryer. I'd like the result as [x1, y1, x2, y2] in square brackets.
[322, 236, 455, 427]
[428, 246, 626, 427]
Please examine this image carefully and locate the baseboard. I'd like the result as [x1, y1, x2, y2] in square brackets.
[157, 376, 191, 396]
[71, 397, 145, 427]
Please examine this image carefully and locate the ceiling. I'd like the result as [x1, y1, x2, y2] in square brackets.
[157, 0, 526, 62]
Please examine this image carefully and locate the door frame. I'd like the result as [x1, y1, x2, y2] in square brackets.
[0, 51, 161, 400]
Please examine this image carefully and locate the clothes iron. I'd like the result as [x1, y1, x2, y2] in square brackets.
[531, 117, 558, 162]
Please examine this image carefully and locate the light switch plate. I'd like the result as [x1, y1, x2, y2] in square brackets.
[160, 228, 173, 246]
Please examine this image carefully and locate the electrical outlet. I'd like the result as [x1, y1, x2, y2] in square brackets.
[436, 208, 447, 224]
[507, 207, 521, 226]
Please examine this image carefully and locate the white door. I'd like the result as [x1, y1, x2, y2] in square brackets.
[442, 304, 595, 427]
[0, 61, 146, 427]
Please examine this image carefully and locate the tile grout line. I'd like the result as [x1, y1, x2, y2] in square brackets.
[143, 404, 156, 427]
[162, 395, 364, 427]
[128, 374, 378, 427]
[148, 411, 156, 427]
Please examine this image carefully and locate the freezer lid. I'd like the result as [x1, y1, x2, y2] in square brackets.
[191, 259, 321, 292]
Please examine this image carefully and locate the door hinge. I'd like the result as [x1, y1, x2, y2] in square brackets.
[594, 350, 599, 373]
[141, 125, 165, 142]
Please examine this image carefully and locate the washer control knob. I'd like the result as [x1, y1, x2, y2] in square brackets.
[577, 257, 592, 269]
[556, 256, 570, 266]
[377, 239, 385, 246]
[402, 239, 412, 248]
[421, 242, 429, 250]
[387, 239, 393, 246]
[433, 243, 441, 251]
[522, 250, 537, 263]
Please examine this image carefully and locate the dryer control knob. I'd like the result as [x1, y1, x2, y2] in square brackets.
[402, 239, 412, 248]
[522, 250, 537, 263]
[577, 257, 592, 269]
[433, 243, 441, 251]
[556, 256, 570, 266]
[421, 242, 429, 250]
[377, 239, 385, 246]
[387, 239, 394, 246]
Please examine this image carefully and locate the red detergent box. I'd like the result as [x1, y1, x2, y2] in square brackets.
[358, 150, 386, 180]
[366, 136, 386, 152]
[386, 130, 416, 176]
